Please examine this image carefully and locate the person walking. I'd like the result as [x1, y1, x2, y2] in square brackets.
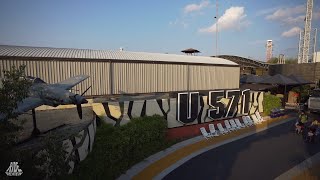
[299, 111, 308, 124]
[295, 121, 304, 134]
[306, 126, 317, 143]
[304, 119, 320, 143]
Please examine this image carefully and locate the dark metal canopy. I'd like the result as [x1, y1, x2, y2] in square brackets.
[287, 74, 313, 85]
[260, 74, 271, 80]
[181, 48, 200, 53]
[259, 74, 299, 85]
[240, 83, 277, 91]
[240, 74, 263, 84]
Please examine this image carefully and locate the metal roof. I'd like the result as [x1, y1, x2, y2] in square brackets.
[0, 45, 238, 66]
[217, 55, 268, 68]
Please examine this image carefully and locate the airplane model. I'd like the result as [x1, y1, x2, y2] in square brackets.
[0, 75, 90, 135]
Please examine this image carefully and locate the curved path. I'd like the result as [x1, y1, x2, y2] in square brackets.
[163, 120, 320, 180]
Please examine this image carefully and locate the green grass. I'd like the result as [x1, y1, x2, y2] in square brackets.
[68, 115, 178, 180]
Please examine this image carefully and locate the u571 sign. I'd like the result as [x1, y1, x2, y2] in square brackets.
[98, 89, 264, 128]
[176, 89, 263, 125]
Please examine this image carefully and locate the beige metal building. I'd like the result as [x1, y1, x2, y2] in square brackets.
[314, 51, 320, 62]
[0, 45, 240, 96]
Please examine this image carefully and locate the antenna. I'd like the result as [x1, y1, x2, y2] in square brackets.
[302, 0, 313, 63]
[215, 0, 219, 56]
[313, 28, 318, 63]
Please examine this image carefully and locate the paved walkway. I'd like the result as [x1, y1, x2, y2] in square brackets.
[164, 118, 320, 180]
[118, 115, 306, 180]
[276, 151, 320, 180]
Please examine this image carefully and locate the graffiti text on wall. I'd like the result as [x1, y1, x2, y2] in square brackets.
[97, 89, 263, 127]
[177, 89, 263, 124]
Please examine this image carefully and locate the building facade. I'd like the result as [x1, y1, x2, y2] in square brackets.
[0, 45, 240, 96]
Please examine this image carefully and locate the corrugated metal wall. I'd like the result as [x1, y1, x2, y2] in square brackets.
[0, 59, 109, 96]
[189, 66, 239, 90]
[113, 63, 189, 93]
[0, 59, 240, 95]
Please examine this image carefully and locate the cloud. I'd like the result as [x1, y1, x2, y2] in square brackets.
[285, 15, 305, 24]
[184, 0, 210, 14]
[255, 7, 281, 16]
[199, 6, 250, 33]
[281, 27, 302, 37]
[170, 0, 210, 28]
[266, 5, 305, 21]
[265, 5, 307, 25]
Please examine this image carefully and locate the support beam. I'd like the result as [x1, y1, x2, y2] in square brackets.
[31, 109, 40, 136]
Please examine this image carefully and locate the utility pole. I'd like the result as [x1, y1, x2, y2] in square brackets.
[298, 30, 304, 63]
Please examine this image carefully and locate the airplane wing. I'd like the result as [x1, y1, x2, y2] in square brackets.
[0, 97, 44, 120]
[15, 97, 44, 114]
[52, 75, 89, 90]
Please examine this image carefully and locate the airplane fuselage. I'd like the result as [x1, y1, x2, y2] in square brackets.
[29, 83, 77, 107]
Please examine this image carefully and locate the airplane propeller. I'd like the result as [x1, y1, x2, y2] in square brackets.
[70, 86, 91, 119]
[76, 103, 83, 119]
[81, 86, 91, 96]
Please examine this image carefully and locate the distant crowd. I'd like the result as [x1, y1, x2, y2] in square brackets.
[295, 111, 320, 143]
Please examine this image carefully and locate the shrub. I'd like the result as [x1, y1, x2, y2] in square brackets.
[0, 65, 31, 121]
[0, 132, 71, 180]
[291, 85, 311, 103]
[263, 92, 282, 115]
[70, 115, 169, 180]
[33, 133, 72, 179]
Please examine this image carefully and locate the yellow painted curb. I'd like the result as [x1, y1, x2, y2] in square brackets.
[133, 116, 290, 180]
[291, 162, 320, 180]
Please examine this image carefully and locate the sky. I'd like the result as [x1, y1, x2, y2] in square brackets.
[0, 0, 319, 61]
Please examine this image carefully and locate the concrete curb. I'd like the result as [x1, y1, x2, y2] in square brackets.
[275, 152, 320, 180]
[117, 135, 204, 180]
[118, 117, 295, 180]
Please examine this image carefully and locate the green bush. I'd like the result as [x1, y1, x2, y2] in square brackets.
[70, 115, 170, 180]
[0, 130, 71, 180]
[263, 92, 282, 115]
[291, 85, 311, 103]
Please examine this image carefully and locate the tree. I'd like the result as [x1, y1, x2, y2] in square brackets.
[0, 65, 32, 121]
[0, 64, 31, 162]
[0, 66, 72, 179]
[268, 57, 279, 64]
[285, 57, 298, 64]
[0, 65, 32, 178]
[268, 57, 298, 64]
